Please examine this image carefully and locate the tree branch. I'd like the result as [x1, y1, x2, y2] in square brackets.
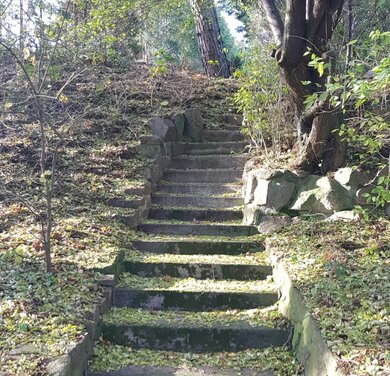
[259, 0, 284, 46]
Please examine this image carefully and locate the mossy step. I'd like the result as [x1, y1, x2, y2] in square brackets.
[123, 249, 268, 266]
[148, 208, 243, 221]
[122, 260, 272, 280]
[114, 274, 277, 310]
[114, 289, 278, 311]
[179, 142, 248, 155]
[138, 222, 258, 236]
[202, 130, 244, 142]
[103, 307, 283, 329]
[151, 194, 242, 209]
[157, 182, 241, 195]
[88, 343, 299, 374]
[101, 310, 289, 351]
[117, 274, 276, 292]
[88, 365, 272, 376]
[164, 169, 242, 183]
[170, 155, 246, 169]
[132, 239, 264, 255]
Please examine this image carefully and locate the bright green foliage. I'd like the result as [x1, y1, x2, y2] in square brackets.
[233, 45, 294, 164]
[144, 2, 201, 70]
[302, 30, 389, 216]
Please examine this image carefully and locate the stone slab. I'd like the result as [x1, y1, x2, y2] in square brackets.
[113, 289, 278, 311]
[148, 208, 243, 221]
[122, 261, 272, 280]
[132, 240, 264, 255]
[101, 322, 290, 352]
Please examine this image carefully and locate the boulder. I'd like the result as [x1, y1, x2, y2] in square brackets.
[148, 118, 177, 142]
[184, 108, 204, 141]
[253, 168, 300, 182]
[258, 215, 293, 234]
[327, 210, 360, 222]
[249, 169, 298, 211]
[334, 167, 370, 192]
[139, 135, 164, 159]
[290, 175, 353, 214]
[243, 203, 262, 225]
[144, 163, 164, 185]
[173, 113, 185, 140]
[243, 173, 257, 205]
[268, 178, 297, 211]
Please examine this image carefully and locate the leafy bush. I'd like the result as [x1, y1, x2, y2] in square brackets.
[233, 45, 295, 164]
[301, 31, 389, 216]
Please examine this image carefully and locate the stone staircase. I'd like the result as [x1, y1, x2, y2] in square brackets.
[88, 122, 295, 375]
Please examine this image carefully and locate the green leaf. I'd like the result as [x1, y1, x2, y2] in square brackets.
[318, 63, 324, 77]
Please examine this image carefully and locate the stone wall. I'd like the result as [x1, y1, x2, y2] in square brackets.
[242, 162, 373, 232]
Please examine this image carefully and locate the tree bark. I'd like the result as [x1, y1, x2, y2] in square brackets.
[344, 0, 353, 71]
[260, 0, 345, 173]
[190, 0, 231, 78]
[19, 0, 25, 51]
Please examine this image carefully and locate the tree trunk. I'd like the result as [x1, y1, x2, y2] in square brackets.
[190, 0, 231, 78]
[344, 0, 353, 71]
[261, 0, 346, 173]
[19, 0, 24, 51]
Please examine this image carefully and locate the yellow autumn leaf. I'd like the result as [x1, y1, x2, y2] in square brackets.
[58, 93, 68, 103]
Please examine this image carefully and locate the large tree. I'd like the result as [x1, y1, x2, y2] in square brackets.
[261, 0, 346, 173]
[190, 0, 231, 78]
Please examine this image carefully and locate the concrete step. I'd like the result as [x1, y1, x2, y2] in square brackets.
[148, 208, 243, 221]
[101, 321, 289, 352]
[113, 288, 278, 311]
[132, 239, 264, 255]
[164, 169, 242, 183]
[138, 222, 258, 236]
[170, 155, 247, 169]
[88, 365, 273, 376]
[202, 130, 244, 142]
[180, 142, 248, 155]
[157, 182, 241, 195]
[122, 261, 272, 280]
[151, 194, 242, 209]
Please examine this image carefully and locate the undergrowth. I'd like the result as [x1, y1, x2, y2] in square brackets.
[0, 63, 238, 375]
[270, 219, 390, 376]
